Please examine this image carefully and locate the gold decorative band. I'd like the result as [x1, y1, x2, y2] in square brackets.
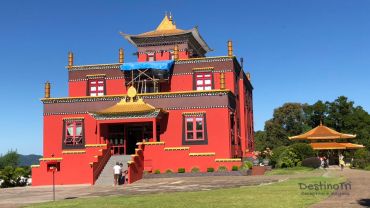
[39, 157, 63, 161]
[85, 144, 107, 148]
[136, 142, 165, 145]
[164, 147, 190, 151]
[182, 112, 206, 115]
[62, 150, 86, 154]
[192, 67, 214, 71]
[63, 117, 85, 120]
[86, 74, 106, 78]
[215, 158, 242, 162]
[189, 152, 215, 157]
[31, 165, 40, 168]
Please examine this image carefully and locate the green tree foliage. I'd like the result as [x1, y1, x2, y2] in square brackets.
[256, 96, 370, 151]
[0, 166, 29, 188]
[289, 143, 315, 161]
[0, 150, 19, 169]
[276, 148, 300, 168]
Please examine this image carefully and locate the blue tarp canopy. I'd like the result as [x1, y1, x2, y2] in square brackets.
[121, 60, 174, 71]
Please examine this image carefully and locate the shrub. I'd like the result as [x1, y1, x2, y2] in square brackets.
[191, 167, 200, 173]
[154, 169, 160, 174]
[365, 165, 370, 171]
[352, 159, 368, 169]
[240, 161, 253, 170]
[165, 169, 173, 174]
[178, 168, 185, 173]
[232, 165, 239, 171]
[217, 166, 228, 172]
[289, 143, 315, 161]
[207, 167, 214, 172]
[354, 149, 370, 160]
[277, 148, 300, 168]
[302, 157, 321, 169]
[270, 146, 288, 167]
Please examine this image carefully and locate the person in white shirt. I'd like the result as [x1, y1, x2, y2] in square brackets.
[113, 162, 122, 186]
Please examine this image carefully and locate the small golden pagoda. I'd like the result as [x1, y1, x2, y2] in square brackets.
[91, 86, 165, 118]
[289, 122, 364, 150]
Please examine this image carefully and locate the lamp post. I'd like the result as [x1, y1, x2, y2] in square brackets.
[51, 167, 56, 201]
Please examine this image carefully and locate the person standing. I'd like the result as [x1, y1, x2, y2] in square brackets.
[113, 162, 122, 186]
[339, 154, 345, 171]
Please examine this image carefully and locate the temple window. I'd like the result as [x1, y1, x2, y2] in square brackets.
[88, 79, 105, 96]
[182, 113, 208, 145]
[63, 119, 84, 149]
[195, 72, 212, 90]
[147, 52, 156, 61]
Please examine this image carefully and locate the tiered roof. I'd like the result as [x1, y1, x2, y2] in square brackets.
[121, 14, 211, 53]
[289, 123, 363, 150]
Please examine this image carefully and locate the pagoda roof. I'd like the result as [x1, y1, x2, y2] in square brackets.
[121, 14, 211, 52]
[310, 142, 364, 150]
[289, 123, 356, 140]
[89, 86, 165, 119]
[94, 98, 157, 115]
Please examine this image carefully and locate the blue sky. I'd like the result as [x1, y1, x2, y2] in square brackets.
[0, 1, 369, 155]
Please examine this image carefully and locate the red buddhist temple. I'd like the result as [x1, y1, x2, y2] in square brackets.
[31, 14, 255, 186]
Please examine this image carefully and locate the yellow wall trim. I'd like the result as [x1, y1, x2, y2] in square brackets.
[31, 165, 40, 168]
[192, 67, 214, 71]
[164, 147, 190, 151]
[189, 152, 215, 157]
[62, 150, 86, 154]
[85, 144, 107, 148]
[215, 158, 242, 162]
[136, 142, 165, 146]
[39, 157, 63, 161]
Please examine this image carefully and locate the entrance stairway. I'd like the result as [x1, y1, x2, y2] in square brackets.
[94, 155, 131, 185]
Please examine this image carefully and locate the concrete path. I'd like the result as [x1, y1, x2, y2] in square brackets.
[1, 168, 367, 208]
[0, 174, 302, 208]
[310, 168, 370, 208]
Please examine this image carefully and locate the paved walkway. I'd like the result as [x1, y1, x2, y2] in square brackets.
[310, 168, 370, 208]
[0, 174, 312, 208]
[0, 168, 368, 208]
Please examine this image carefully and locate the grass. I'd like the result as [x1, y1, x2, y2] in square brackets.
[265, 166, 320, 175]
[27, 176, 343, 208]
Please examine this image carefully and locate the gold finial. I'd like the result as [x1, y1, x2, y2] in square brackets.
[320, 120, 323, 126]
[174, 44, 179, 60]
[246, 72, 251, 81]
[119, 48, 124, 63]
[44, 81, 51, 98]
[169, 12, 172, 21]
[68, 51, 74, 69]
[227, 40, 233, 57]
[156, 13, 176, 31]
[127, 86, 137, 102]
[220, 72, 226, 90]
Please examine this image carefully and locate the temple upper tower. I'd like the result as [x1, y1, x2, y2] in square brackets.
[121, 13, 211, 61]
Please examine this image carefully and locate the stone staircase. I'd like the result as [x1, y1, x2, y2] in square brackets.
[94, 155, 131, 186]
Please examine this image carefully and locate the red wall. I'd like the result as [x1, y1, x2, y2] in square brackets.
[160, 108, 231, 158]
[69, 79, 126, 97]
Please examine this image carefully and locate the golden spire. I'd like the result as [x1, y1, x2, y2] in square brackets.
[227, 40, 233, 57]
[156, 13, 177, 31]
[174, 44, 179, 60]
[68, 51, 74, 69]
[220, 73, 226, 90]
[44, 81, 50, 98]
[119, 48, 124, 63]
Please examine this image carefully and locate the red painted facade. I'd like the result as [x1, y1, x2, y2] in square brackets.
[32, 15, 254, 186]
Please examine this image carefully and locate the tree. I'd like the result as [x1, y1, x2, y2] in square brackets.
[255, 96, 370, 151]
[0, 150, 19, 169]
[262, 103, 310, 149]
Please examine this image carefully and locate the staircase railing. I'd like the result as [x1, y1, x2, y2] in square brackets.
[93, 144, 111, 183]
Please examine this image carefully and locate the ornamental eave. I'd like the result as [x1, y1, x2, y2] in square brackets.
[41, 89, 232, 104]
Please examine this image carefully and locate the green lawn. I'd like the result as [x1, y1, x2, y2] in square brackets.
[265, 167, 320, 175]
[27, 176, 343, 208]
